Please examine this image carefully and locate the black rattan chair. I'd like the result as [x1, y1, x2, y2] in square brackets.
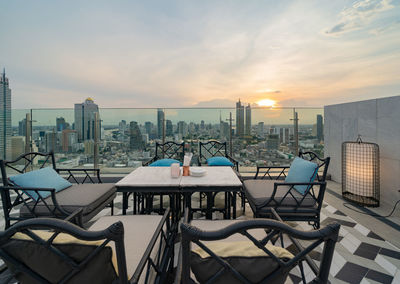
[194, 141, 242, 218]
[143, 141, 185, 166]
[197, 140, 238, 170]
[175, 209, 339, 284]
[0, 151, 116, 229]
[134, 142, 185, 216]
[243, 151, 330, 229]
[0, 209, 175, 284]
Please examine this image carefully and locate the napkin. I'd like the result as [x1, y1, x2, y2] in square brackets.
[183, 153, 193, 166]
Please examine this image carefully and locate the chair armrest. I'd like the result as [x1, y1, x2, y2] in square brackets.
[56, 168, 102, 184]
[255, 165, 290, 179]
[226, 155, 239, 171]
[0, 186, 75, 223]
[63, 208, 84, 227]
[131, 208, 173, 283]
[142, 157, 157, 166]
[255, 181, 326, 209]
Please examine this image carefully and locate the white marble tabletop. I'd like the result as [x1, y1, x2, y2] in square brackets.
[115, 166, 242, 188]
[180, 167, 242, 187]
[116, 166, 181, 187]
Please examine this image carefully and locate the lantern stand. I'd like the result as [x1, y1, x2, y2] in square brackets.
[342, 135, 380, 207]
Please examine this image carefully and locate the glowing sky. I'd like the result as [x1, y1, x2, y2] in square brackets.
[1, 0, 399, 109]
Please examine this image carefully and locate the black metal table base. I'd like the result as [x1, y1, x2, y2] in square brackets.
[120, 189, 239, 220]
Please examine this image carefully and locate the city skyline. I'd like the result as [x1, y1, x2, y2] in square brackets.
[1, 1, 399, 109]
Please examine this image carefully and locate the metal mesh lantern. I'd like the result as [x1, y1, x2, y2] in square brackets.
[342, 136, 380, 207]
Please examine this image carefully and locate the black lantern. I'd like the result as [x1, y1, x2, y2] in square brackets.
[342, 136, 380, 207]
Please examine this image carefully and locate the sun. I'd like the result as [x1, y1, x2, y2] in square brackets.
[257, 99, 276, 107]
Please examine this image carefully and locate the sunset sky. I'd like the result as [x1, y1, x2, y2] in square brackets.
[1, 0, 399, 109]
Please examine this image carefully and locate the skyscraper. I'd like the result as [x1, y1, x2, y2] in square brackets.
[74, 98, 99, 142]
[166, 120, 173, 136]
[56, 117, 68, 131]
[317, 114, 324, 142]
[177, 121, 188, 137]
[0, 69, 11, 160]
[18, 118, 27, 136]
[235, 99, 244, 137]
[129, 121, 144, 150]
[61, 129, 77, 152]
[157, 108, 165, 139]
[257, 122, 264, 137]
[245, 103, 251, 136]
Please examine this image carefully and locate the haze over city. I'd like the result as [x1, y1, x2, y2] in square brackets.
[1, 0, 399, 109]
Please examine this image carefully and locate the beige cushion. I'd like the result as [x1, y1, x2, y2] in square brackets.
[89, 215, 163, 282]
[244, 179, 316, 207]
[193, 241, 293, 259]
[20, 183, 116, 222]
[188, 220, 293, 284]
[4, 230, 117, 284]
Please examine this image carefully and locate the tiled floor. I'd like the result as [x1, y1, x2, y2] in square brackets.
[1, 192, 400, 283]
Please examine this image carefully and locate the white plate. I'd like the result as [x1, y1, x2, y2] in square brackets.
[190, 168, 206, 177]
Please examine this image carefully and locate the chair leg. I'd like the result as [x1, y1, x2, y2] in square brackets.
[110, 200, 114, 215]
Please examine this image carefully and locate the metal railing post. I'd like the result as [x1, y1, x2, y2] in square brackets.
[94, 112, 99, 169]
[25, 112, 32, 154]
[293, 109, 299, 156]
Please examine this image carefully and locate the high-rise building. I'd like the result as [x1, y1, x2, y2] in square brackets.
[0, 69, 11, 160]
[166, 120, 173, 136]
[18, 118, 27, 136]
[235, 99, 244, 137]
[129, 121, 144, 150]
[56, 117, 68, 131]
[266, 134, 279, 150]
[61, 129, 77, 152]
[317, 114, 323, 142]
[279, 127, 290, 144]
[74, 98, 99, 142]
[177, 121, 188, 137]
[119, 120, 127, 133]
[45, 131, 57, 153]
[220, 121, 230, 139]
[257, 122, 264, 137]
[157, 109, 164, 139]
[245, 103, 251, 136]
[11, 136, 25, 162]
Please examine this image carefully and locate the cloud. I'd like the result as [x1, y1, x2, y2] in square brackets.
[326, 0, 395, 35]
[192, 99, 236, 108]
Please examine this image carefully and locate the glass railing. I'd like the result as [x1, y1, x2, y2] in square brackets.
[11, 107, 324, 176]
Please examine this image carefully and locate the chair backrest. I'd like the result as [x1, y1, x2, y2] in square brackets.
[0, 217, 128, 284]
[198, 140, 228, 161]
[0, 151, 56, 185]
[155, 141, 185, 162]
[299, 151, 330, 182]
[0, 152, 57, 229]
[179, 219, 340, 284]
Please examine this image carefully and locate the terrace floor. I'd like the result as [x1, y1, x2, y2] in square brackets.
[1, 180, 399, 283]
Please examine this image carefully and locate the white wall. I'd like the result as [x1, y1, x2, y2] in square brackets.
[324, 96, 400, 207]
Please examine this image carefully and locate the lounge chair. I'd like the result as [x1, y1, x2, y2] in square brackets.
[175, 209, 339, 284]
[0, 209, 175, 284]
[243, 151, 330, 229]
[0, 151, 116, 228]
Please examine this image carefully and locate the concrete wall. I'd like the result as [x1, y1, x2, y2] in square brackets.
[324, 96, 400, 207]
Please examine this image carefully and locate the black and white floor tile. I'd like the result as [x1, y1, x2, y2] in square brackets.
[1, 192, 399, 283]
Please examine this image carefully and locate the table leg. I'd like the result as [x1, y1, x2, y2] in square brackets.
[133, 192, 137, 215]
[122, 192, 128, 215]
[233, 192, 237, 219]
[206, 192, 213, 220]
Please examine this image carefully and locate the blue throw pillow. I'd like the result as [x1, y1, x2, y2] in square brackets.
[9, 167, 72, 201]
[207, 157, 234, 167]
[285, 157, 318, 195]
[149, 158, 182, 167]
